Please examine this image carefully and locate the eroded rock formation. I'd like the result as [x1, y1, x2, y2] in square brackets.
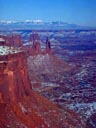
[0, 34, 23, 47]
[45, 37, 51, 53]
[0, 51, 31, 103]
[0, 38, 85, 128]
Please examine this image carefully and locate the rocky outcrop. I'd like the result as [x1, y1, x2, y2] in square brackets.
[24, 33, 52, 56]
[29, 33, 41, 54]
[0, 34, 23, 47]
[0, 49, 48, 128]
[45, 37, 51, 53]
[0, 33, 52, 56]
[23, 33, 42, 56]
[0, 51, 31, 103]
[29, 33, 40, 42]
[12, 34, 23, 47]
[0, 46, 85, 128]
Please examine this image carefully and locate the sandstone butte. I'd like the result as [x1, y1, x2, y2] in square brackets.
[0, 35, 85, 128]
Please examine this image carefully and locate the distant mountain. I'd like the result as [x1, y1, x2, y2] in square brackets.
[0, 20, 94, 30]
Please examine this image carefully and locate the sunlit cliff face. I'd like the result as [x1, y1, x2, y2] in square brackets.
[0, 43, 85, 128]
[0, 46, 31, 103]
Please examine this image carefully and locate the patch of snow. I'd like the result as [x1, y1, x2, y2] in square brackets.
[41, 82, 60, 87]
[0, 46, 21, 55]
[0, 38, 5, 42]
[68, 102, 96, 118]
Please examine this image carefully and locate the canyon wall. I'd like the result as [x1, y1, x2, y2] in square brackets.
[0, 35, 85, 128]
[0, 34, 23, 47]
[0, 51, 31, 103]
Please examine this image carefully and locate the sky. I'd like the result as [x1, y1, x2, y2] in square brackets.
[0, 0, 96, 26]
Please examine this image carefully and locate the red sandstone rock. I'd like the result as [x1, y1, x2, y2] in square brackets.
[29, 33, 41, 55]
[0, 52, 31, 102]
[24, 38, 52, 56]
[0, 34, 23, 47]
[12, 34, 23, 47]
[45, 37, 51, 53]
[0, 46, 84, 128]
[29, 33, 40, 42]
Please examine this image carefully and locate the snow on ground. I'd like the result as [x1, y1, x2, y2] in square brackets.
[0, 46, 21, 55]
[41, 82, 60, 87]
[67, 102, 96, 118]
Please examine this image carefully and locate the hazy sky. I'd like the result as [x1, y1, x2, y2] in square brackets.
[0, 0, 96, 26]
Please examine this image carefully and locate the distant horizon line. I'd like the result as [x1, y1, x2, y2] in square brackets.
[0, 19, 96, 28]
[0, 19, 79, 23]
[0, 19, 81, 26]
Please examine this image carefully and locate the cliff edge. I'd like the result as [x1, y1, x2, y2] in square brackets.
[0, 42, 85, 128]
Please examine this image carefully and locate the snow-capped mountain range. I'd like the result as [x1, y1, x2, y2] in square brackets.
[0, 20, 92, 30]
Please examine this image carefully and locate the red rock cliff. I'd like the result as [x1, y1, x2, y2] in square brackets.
[0, 48, 48, 127]
[0, 46, 85, 128]
[0, 51, 31, 103]
[0, 34, 23, 47]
